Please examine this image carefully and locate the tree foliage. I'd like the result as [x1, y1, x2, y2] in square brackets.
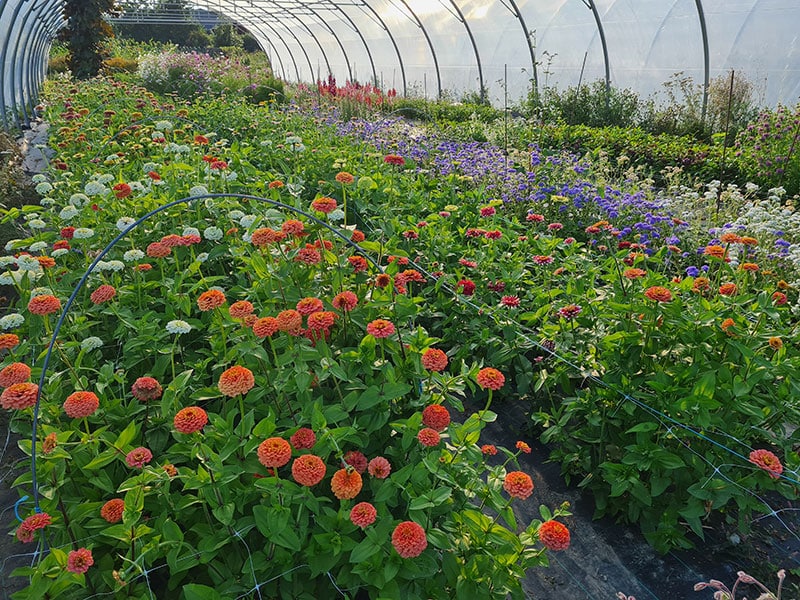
[63, 0, 117, 79]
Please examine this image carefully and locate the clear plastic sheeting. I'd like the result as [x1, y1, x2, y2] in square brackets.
[2, 1, 800, 130]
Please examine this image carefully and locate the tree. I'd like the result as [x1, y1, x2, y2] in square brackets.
[63, 0, 117, 79]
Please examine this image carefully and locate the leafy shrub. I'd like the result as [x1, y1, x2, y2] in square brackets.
[102, 56, 139, 73]
[527, 80, 643, 129]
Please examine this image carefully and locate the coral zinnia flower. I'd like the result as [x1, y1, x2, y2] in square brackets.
[131, 376, 162, 401]
[476, 367, 505, 391]
[740, 263, 759, 272]
[257, 437, 291, 468]
[391, 521, 427, 558]
[335, 171, 355, 185]
[100, 499, 124, 524]
[348, 256, 368, 273]
[174, 406, 208, 434]
[367, 456, 391, 479]
[90, 284, 116, 304]
[718, 283, 738, 296]
[218, 365, 255, 397]
[311, 196, 337, 214]
[289, 427, 316, 449]
[538, 520, 570, 551]
[503, 471, 534, 499]
[161, 236, 183, 250]
[623, 268, 647, 279]
[704, 245, 726, 259]
[252, 316, 280, 338]
[16, 512, 52, 542]
[0, 362, 31, 388]
[63, 391, 99, 418]
[719, 232, 742, 244]
[113, 182, 132, 199]
[374, 273, 391, 288]
[197, 289, 226, 311]
[366, 319, 395, 338]
[343, 450, 368, 474]
[749, 449, 783, 479]
[418, 428, 440, 447]
[643, 286, 673, 302]
[291, 454, 326, 486]
[251, 227, 286, 246]
[692, 277, 711, 292]
[28, 294, 61, 315]
[481, 444, 497, 455]
[126, 447, 153, 469]
[422, 405, 450, 431]
[351, 230, 366, 243]
[720, 318, 735, 334]
[229, 300, 254, 319]
[772, 291, 788, 305]
[276, 310, 303, 334]
[421, 348, 448, 372]
[36, 256, 55, 269]
[269, 180, 284, 189]
[330, 468, 362, 499]
[0, 333, 20, 350]
[307, 311, 336, 332]
[66, 548, 94, 574]
[281, 219, 305, 236]
[296, 247, 321, 265]
[516, 441, 531, 454]
[384, 154, 405, 166]
[296, 297, 324, 316]
[332, 291, 358, 312]
[0, 382, 38, 410]
[145, 242, 171, 258]
[350, 502, 377, 528]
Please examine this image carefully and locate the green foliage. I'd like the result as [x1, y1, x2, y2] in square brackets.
[527, 79, 642, 129]
[63, 0, 116, 79]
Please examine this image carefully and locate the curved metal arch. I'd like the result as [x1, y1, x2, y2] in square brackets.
[21, 6, 57, 120]
[298, 7, 354, 82]
[392, 0, 442, 98]
[317, 0, 377, 85]
[503, 0, 538, 96]
[582, 0, 610, 94]
[443, 0, 485, 102]
[6, 0, 49, 126]
[355, 1, 407, 96]
[695, 0, 710, 125]
[0, 0, 31, 128]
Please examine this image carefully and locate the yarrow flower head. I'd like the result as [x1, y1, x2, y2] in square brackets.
[476, 367, 505, 391]
[391, 521, 427, 558]
[258, 437, 292, 468]
[350, 502, 377, 528]
[174, 406, 208, 434]
[218, 365, 255, 397]
[538, 520, 570, 551]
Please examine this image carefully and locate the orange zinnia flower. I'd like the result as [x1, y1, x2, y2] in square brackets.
[739, 263, 759, 272]
[197, 289, 226, 311]
[421, 348, 448, 372]
[503, 471, 534, 499]
[63, 390, 99, 418]
[422, 405, 450, 431]
[718, 283, 738, 296]
[174, 406, 208, 434]
[623, 268, 647, 279]
[275, 310, 302, 334]
[310, 197, 337, 214]
[100, 499, 125, 523]
[0, 362, 31, 388]
[291, 454, 326, 486]
[307, 311, 336, 332]
[28, 294, 61, 315]
[703, 245, 726, 259]
[538, 520, 570, 551]
[0, 382, 38, 409]
[719, 232, 742, 244]
[643, 286, 672, 302]
[90, 284, 116, 304]
[769, 337, 783, 350]
[252, 316, 280, 338]
[296, 297, 324, 316]
[366, 319, 395, 338]
[330, 468, 362, 499]
[332, 291, 358, 312]
[335, 171, 355, 185]
[476, 367, 505, 390]
[218, 365, 255, 397]
[417, 428, 440, 447]
[257, 437, 291, 468]
[350, 502, 377, 528]
[0, 333, 20, 350]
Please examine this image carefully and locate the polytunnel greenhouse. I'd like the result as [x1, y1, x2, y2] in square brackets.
[2, 1, 800, 599]
[3, 0, 800, 127]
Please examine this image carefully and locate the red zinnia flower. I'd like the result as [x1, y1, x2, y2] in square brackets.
[332, 291, 358, 311]
[16, 512, 52, 543]
[476, 367, 505, 391]
[481, 444, 497, 455]
[330, 468, 362, 499]
[194, 135, 209, 145]
[126, 447, 153, 469]
[503, 471, 534, 499]
[0, 362, 31, 388]
[350, 502, 377, 528]
[63, 390, 99, 418]
[343, 450, 368, 474]
[174, 406, 208, 434]
[28, 294, 61, 315]
[257, 437, 292, 468]
[311, 197, 337, 214]
[501, 295, 521, 308]
[161, 235, 184, 249]
[281, 219, 305, 236]
[644, 286, 673, 302]
[66, 548, 93, 574]
[718, 283, 738, 296]
[384, 154, 405, 166]
[291, 454, 326, 486]
[457, 279, 476, 296]
[290, 427, 316, 449]
[90, 284, 116, 304]
[276, 309, 303, 334]
[375, 273, 392, 288]
[749, 449, 783, 479]
[367, 456, 391, 479]
[131, 377, 162, 401]
[422, 404, 450, 431]
[772, 291, 788, 305]
[296, 297, 324, 316]
[296, 247, 321, 265]
[0, 333, 19, 350]
[0, 382, 38, 410]
[366, 319, 395, 338]
[421, 348, 448, 372]
[351, 230, 366, 243]
[516, 441, 531, 454]
[480, 206, 496, 217]
[348, 256, 368, 273]
[418, 428, 440, 447]
[252, 316, 280, 338]
[100, 499, 124, 523]
[251, 227, 286, 246]
[391, 521, 427, 558]
[229, 300, 254, 319]
[307, 311, 336, 332]
[197, 289, 226, 311]
[218, 365, 255, 397]
[113, 183, 132, 199]
[146, 242, 171, 258]
[538, 520, 570, 551]
[60, 226, 75, 239]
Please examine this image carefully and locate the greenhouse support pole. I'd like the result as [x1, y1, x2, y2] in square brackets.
[447, 0, 485, 103]
[395, 0, 442, 98]
[0, 0, 28, 129]
[505, 0, 538, 99]
[583, 0, 610, 103]
[694, 0, 710, 127]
